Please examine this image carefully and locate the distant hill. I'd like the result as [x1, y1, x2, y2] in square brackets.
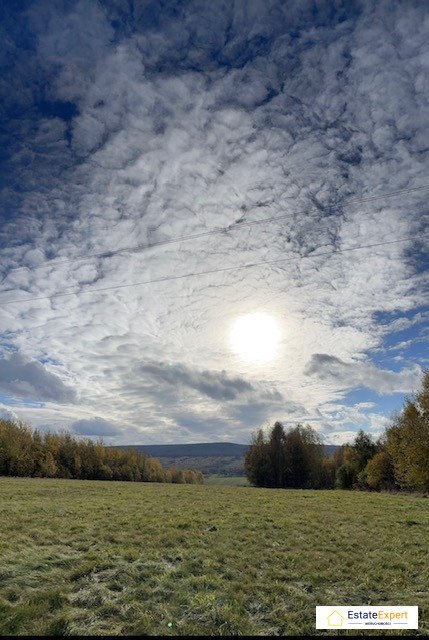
[115, 442, 340, 476]
[118, 442, 248, 458]
[114, 442, 247, 476]
[325, 444, 339, 456]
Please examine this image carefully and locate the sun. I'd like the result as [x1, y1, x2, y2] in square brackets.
[229, 312, 281, 364]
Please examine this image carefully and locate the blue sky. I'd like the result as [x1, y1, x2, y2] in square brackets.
[0, 0, 428, 444]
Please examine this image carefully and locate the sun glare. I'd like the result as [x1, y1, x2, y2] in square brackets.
[229, 312, 281, 364]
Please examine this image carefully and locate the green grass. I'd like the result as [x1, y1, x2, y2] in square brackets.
[0, 478, 428, 636]
[204, 475, 250, 486]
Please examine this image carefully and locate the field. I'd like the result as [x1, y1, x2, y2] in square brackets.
[0, 478, 428, 636]
[204, 475, 250, 486]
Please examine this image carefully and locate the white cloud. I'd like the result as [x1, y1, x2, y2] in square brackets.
[305, 354, 422, 395]
[0, 0, 427, 443]
[0, 405, 19, 423]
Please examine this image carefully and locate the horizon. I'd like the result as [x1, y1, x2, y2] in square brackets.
[1, 0, 428, 446]
[112, 440, 341, 450]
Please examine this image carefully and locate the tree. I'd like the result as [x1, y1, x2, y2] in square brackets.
[169, 468, 185, 484]
[365, 450, 397, 491]
[195, 471, 204, 485]
[335, 431, 378, 489]
[40, 451, 58, 478]
[283, 425, 324, 488]
[348, 430, 378, 471]
[245, 422, 324, 489]
[319, 455, 339, 489]
[0, 419, 201, 485]
[244, 429, 272, 487]
[335, 463, 355, 489]
[269, 422, 287, 487]
[385, 373, 429, 492]
[416, 370, 429, 415]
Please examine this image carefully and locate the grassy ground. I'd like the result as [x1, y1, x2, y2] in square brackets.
[0, 478, 428, 636]
[204, 475, 250, 486]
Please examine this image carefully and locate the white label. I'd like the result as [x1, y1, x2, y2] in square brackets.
[316, 606, 418, 630]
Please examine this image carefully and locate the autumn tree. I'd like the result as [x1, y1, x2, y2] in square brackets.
[335, 430, 378, 489]
[365, 450, 397, 491]
[0, 419, 202, 485]
[385, 372, 429, 492]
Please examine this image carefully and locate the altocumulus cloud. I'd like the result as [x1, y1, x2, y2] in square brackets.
[0, 0, 427, 443]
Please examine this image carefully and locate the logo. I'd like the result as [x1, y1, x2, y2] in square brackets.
[327, 610, 344, 627]
[316, 606, 418, 630]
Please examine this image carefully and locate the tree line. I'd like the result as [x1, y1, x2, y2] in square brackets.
[0, 420, 204, 485]
[245, 371, 429, 493]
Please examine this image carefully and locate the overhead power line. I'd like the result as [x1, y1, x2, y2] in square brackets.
[3, 183, 429, 275]
[1, 236, 421, 306]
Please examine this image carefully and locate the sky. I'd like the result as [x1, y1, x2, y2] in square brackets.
[0, 0, 428, 446]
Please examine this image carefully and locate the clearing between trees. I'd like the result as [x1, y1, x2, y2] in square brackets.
[0, 478, 427, 636]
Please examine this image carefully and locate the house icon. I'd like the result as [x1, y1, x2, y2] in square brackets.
[327, 610, 344, 627]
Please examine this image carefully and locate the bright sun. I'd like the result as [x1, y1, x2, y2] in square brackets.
[229, 312, 281, 364]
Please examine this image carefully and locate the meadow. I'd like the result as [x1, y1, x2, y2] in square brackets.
[204, 475, 250, 486]
[0, 478, 428, 636]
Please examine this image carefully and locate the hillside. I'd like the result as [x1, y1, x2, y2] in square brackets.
[121, 442, 248, 458]
[116, 442, 247, 476]
[115, 443, 339, 476]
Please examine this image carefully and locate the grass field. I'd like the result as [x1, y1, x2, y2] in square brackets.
[0, 478, 428, 636]
[204, 475, 250, 486]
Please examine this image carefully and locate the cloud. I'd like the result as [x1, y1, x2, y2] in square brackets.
[0, 352, 77, 403]
[0, 405, 19, 422]
[230, 398, 306, 428]
[305, 354, 422, 395]
[71, 417, 121, 437]
[313, 400, 393, 445]
[0, 0, 427, 443]
[136, 360, 274, 401]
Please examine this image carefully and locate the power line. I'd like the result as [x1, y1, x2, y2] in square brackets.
[1, 236, 421, 306]
[3, 183, 429, 275]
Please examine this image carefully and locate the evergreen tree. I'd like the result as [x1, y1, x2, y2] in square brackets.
[245, 422, 324, 489]
[283, 424, 324, 488]
[269, 422, 286, 487]
[244, 429, 271, 487]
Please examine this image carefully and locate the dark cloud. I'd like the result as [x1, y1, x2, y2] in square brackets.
[138, 361, 257, 401]
[0, 352, 77, 403]
[71, 417, 121, 436]
[173, 412, 236, 436]
[230, 399, 306, 426]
